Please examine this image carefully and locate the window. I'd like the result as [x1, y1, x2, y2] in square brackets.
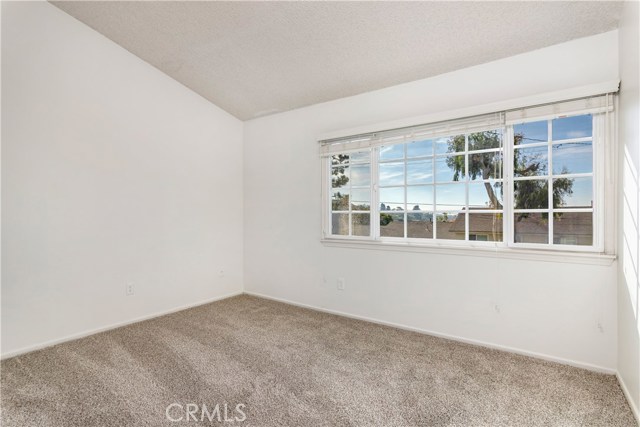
[376, 130, 504, 242]
[321, 95, 613, 253]
[331, 151, 372, 237]
[512, 115, 595, 247]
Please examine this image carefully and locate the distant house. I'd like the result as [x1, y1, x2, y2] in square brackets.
[449, 209, 592, 245]
[449, 212, 502, 241]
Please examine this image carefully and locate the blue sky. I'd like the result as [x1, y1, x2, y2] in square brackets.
[333, 116, 594, 211]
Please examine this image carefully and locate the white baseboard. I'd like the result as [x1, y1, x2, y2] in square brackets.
[244, 291, 616, 375]
[617, 373, 640, 426]
[0, 290, 243, 360]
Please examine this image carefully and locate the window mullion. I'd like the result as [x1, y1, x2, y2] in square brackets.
[323, 156, 330, 239]
[594, 113, 606, 251]
[432, 139, 437, 239]
[403, 143, 408, 239]
[372, 147, 380, 240]
[504, 126, 515, 246]
[464, 134, 469, 241]
[547, 120, 554, 245]
[347, 161, 352, 236]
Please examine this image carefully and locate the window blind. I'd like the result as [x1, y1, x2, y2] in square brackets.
[319, 94, 614, 156]
[319, 112, 504, 156]
[505, 94, 613, 124]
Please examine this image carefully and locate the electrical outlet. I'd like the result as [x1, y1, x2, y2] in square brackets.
[126, 283, 135, 296]
[337, 278, 345, 291]
[218, 269, 225, 278]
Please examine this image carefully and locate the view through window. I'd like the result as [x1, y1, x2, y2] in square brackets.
[324, 107, 605, 252]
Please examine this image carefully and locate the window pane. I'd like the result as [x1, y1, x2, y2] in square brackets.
[436, 212, 465, 240]
[332, 164, 349, 188]
[435, 136, 463, 155]
[435, 183, 466, 211]
[352, 213, 370, 237]
[514, 179, 548, 209]
[552, 115, 592, 140]
[332, 213, 349, 235]
[351, 188, 370, 203]
[468, 151, 503, 181]
[407, 186, 433, 211]
[379, 162, 404, 186]
[407, 159, 433, 185]
[514, 146, 548, 177]
[349, 151, 370, 164]
[331, 190, 349, 211]
[350, 164, 371, 186]
[514, 120, 548, 145]
[379, 144, 404, 161]
[552, 142, 593, 175]
[407, 140, 433, 158]
[469, 182, 503, 209]
[380, 213, 404, 237]
[469, 213, 503, 242]
[351, 201, 370, 211]
[553, 177, 593, 209]
[553, 212, 593, 246]
[435, 155, 464, 182]
[514, 213, 549, 244]
[469, 131, 502, 151]
[407, 212, 433, 238]
[380, 187, 404, 211]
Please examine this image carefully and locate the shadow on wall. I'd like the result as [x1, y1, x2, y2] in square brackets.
[622, 146, 640, 335]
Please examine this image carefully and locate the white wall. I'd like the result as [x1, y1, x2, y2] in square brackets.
[618, 0, 640, 420]
[244, 31, 620, 372]
[1, 1, 244, 357]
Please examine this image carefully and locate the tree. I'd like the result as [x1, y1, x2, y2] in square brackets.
[446, 131, 503, 208]
[513, 151, 573, 216]
[446, 131, 574, 212]
[331, 154, 350, 188]
[331, 155, 350, 211]
[332, 155, 385, 227]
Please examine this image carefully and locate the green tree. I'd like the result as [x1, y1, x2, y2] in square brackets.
[446, 131, 574, 211]
[331, 154, 383, 227]
[380, 213, 393, 226]
[446, 131, 503, 208]
[331, 155, 350, 210]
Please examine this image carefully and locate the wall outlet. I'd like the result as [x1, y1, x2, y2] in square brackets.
[337, 278, 345, 291]
[126, 283, 135, 296]
[218, 269, 225, 278]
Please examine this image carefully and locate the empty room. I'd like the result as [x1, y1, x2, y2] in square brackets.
[2, 1, 640, 425]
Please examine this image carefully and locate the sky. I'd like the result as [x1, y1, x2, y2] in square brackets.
[333, 115, 594, 212]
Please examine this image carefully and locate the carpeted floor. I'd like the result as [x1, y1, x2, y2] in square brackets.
[1, 295, 636, 426]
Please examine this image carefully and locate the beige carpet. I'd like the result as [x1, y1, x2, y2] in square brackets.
[1, 295, 636, 426]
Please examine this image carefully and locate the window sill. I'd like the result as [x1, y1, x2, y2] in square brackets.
[320, 238, 616, 266]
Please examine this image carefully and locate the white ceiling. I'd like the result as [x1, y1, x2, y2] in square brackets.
[51, 1, 623, 120]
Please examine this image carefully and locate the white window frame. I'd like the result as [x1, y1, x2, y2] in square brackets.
[320, 95, 615, 257]
[505, 114, 606, 253]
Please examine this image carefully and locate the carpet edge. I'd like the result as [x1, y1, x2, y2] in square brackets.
[0, 290, 244, 360]
[243, 290, 617, 375]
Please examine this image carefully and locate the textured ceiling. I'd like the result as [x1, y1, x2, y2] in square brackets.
[51, 1, 623, 120]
